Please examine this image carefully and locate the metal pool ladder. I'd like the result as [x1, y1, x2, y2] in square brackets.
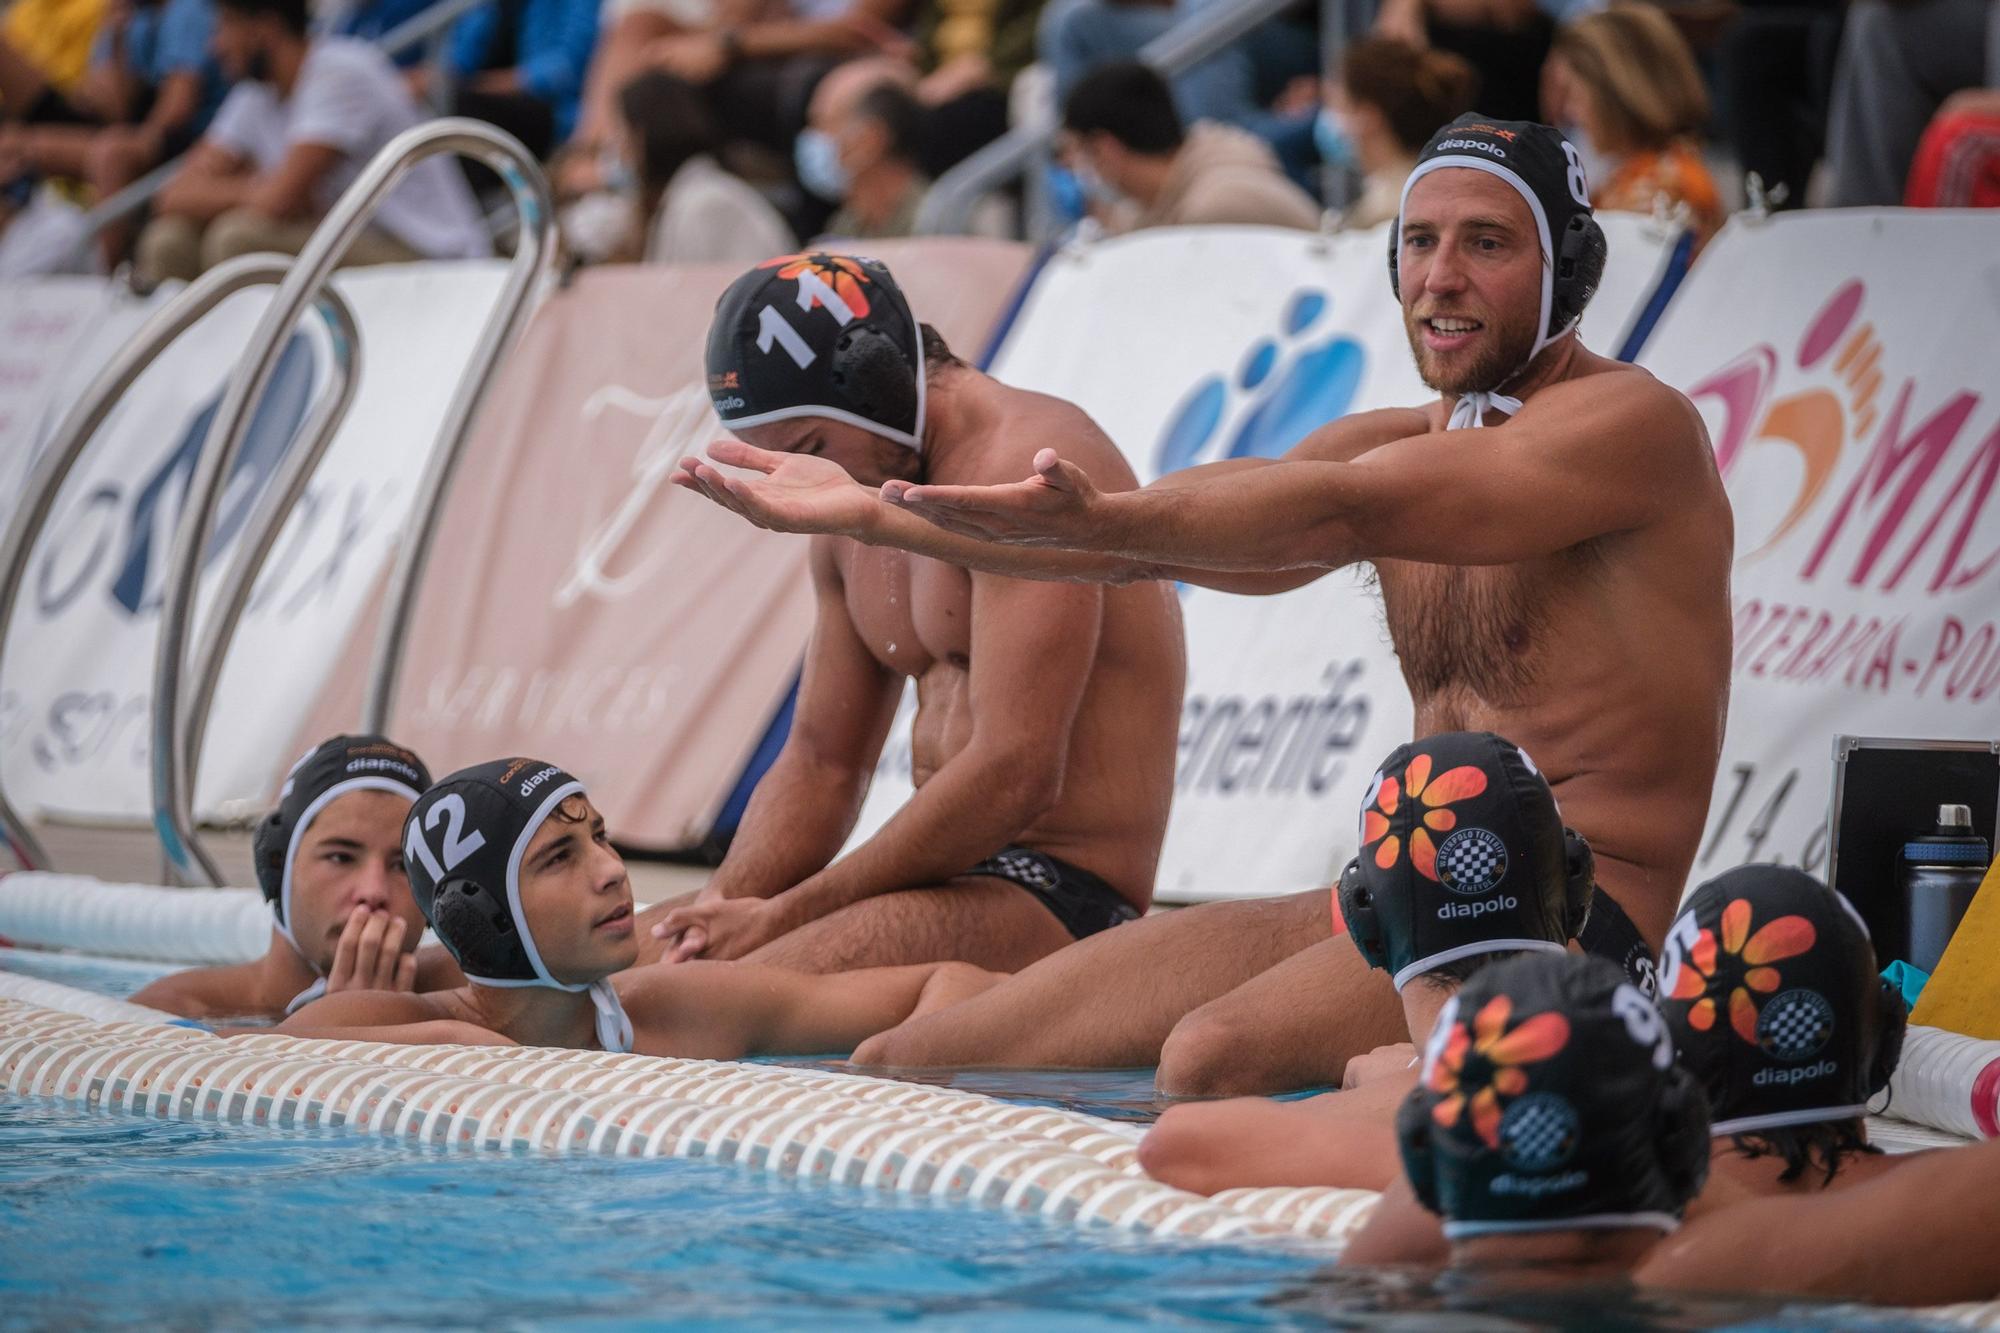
[151, 117, 556, 885]
[0, 255, 361, 873]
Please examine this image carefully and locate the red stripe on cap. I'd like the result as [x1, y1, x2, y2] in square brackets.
[1972, 1054, 2000, 1139]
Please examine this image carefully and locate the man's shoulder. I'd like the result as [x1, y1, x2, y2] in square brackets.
[944, 381, 1132, 487]
[300, 35, 399, 90]
[1528, 359, 1707, 451]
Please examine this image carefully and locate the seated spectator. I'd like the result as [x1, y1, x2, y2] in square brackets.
[1316, 35, 1477, 229]
[1373, 0, 1552, 124]
[566, 0, 913, 174]
[800, 58, 928, 238]
[1827, 0, 1993, 207]
[1059, 61, 1319, 234]
[325, 0, 434, 60]
[131, 735, 464, 1021]
[0, 0, 108, 121]
[135, 0, 490, 288]
[0, 0, 223, 265]
[561, 68, 795, 262]
[1906, 86, 2000, 207]
[1543, 3, 1724, 246]
[407, 0, 598, 159]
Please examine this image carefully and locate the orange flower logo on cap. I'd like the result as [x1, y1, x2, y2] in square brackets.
[1427, 993, 1571, 1147]
[1362, 752, 1489, 882]
[762, 253, 873, 318]
[1665, 897, 1817, 1045]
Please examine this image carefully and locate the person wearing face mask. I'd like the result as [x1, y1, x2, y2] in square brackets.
[130, 735, 465, 1021]
[795, 58, 929, 240]
[133, 0, 489, 288]
[559, 69, 794, 264]
[1541, 3, 1722, 248]
[1314, 36, 1477, 230]
[1057, 61, 1319, 235]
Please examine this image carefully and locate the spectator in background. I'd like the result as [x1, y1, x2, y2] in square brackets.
[1316, 36, 1477, 230]
[0, 0, 224, 267]
[1825, 0, 1995, 206]
[561, 69, 794, 261]
[408, 0, 599, 159]
[1711, 0, 1839, 210]
[1059, 60, 1319, 233]
[1544, 3, 1724, 246]
[799, 57, 928, 238]
[136, 0, 489, 286]
[1906, 84, 2000, 206]
[1372, 0, 1552, 124]
[0, 0, 108, 120]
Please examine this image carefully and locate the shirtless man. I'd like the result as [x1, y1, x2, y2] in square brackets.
[1343, 863, 1915, 1265]
[1362, 952, 2000, 1309]
[281, 759, 1004, 1055]
[635, 252, 1183, 974]
[132, 734, 463, 1020]
[675, 116, 1733, 1092]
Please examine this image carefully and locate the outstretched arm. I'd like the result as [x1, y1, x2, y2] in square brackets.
[887, 375, 1697, 570]
[672, 406, 1434, 592]
[1137, 1075, 1414, 1195]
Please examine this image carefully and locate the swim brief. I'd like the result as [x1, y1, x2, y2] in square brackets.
[964, 846, 1139, 940]
[1577, 887, 1657, 996]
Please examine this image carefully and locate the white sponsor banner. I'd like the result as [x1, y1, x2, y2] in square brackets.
[850, 219, 1680, 901]
[1640, 210, 2000, 886]
[0, 262, 508, 823]
[0, 279, 152, 512]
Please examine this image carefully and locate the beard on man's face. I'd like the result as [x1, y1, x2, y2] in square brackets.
[1405, 305, 1540, 397]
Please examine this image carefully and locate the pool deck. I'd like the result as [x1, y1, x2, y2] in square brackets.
[23, 820, 710, 906]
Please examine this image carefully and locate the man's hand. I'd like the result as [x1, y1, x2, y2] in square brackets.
[673, 439, 883, 536]
[324, 907, 417, 995]
[655, 895, 786, 962]
[881, 448, 1106, 546]
[1341, 1041, 1418, 1090]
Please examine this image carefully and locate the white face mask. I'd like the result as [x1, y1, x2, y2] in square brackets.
[795, 127, 850, 202]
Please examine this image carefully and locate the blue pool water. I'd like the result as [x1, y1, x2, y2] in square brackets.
[0, 948, 1960, 1329]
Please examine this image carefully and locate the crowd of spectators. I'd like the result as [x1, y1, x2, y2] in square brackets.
[0, 0, 1994, 280]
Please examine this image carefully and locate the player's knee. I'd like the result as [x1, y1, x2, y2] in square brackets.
[1157, 1007, 1256, 1098]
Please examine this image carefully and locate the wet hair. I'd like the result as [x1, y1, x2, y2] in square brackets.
[1553, 3, 1710, 153]
[1063, 62, 1185, 156]
[1730, 1118, 1881, 1186]
[855, 83, 924, 167]
[1416, 949, 1528, 993]
[1339, 38, 1481, 156]
[618, 71, 721, 195]
[920, 323, 958, 374]
[215, 0, 309, 35]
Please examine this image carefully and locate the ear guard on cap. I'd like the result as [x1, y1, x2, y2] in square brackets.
[832, 324, 919, 433]
[1337, 856, 1389, 972]
[1869, 979, 1910, 1101]
[1654, 1061, 1715, 1204]
[1562, 827, 1596, 942]
[426, 874, 523, 979]
[251, 810, 287, 910]
[1396, 1084, 1444, 1216]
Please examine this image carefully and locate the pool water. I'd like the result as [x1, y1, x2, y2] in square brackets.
[0, 948, 1960, 1330]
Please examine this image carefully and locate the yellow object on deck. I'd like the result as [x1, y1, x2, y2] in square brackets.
[1913, 858, 2000, 1041]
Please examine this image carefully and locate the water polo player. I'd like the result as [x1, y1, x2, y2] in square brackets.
[1137, 732, 1600, 1196]
[643, 252, 1185, 975]
[278, 758, 1011, 1057]
[133, 735, 461, 1020]
[683, 117, 1731, 1099]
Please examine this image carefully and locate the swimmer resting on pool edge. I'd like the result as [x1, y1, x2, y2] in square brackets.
[133, 734, 464, 1021]
[275, 758, 1002, 1056]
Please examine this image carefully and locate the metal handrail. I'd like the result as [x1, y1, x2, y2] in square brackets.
[150, 117, 553, 884]
[0, 255, 357, 872]
[176, 300, 363, 849]
[916, 0, 1311, 237]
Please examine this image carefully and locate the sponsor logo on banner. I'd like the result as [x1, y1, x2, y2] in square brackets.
[1655, 221, 2000, 881]
[1154, 290, 1367, 475]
